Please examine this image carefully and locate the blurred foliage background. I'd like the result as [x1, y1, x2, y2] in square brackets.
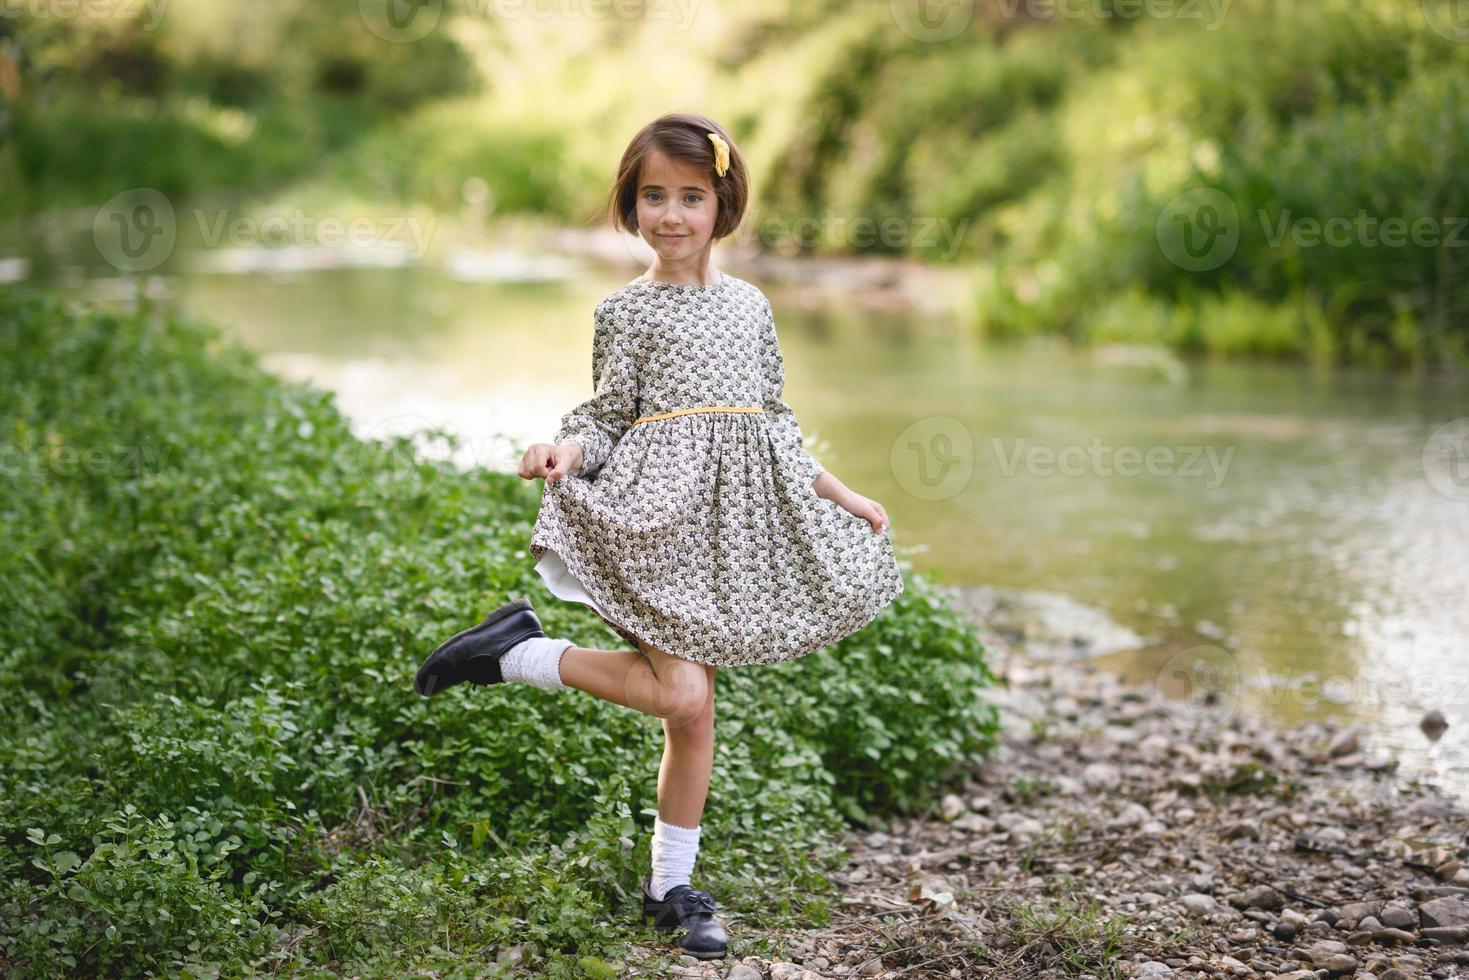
[2, 0, 1467, 366]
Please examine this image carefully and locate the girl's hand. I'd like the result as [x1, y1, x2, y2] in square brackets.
[519, 441, 583, 484]
[837, 491, 890, 534]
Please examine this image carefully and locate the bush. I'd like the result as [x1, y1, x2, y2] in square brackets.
[0, 290, 999, 975]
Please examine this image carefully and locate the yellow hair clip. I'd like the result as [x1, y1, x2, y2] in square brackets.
[707, 132, 730, 178]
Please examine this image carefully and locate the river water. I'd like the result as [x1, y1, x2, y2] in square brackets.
[10, 243, 1468, 797]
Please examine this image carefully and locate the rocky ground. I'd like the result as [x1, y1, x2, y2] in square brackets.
[626, 587, 1469, 979]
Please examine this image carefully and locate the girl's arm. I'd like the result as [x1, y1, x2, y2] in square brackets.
[554, 301, 639, 480]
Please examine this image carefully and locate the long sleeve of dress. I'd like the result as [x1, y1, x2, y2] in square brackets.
[555, 301, 639, 480]
[758, 296, 825, 489]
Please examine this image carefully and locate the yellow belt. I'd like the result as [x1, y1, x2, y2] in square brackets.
[631, 405, 764, 426]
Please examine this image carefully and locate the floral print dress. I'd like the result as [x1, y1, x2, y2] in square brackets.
[529, 273, 904, 667]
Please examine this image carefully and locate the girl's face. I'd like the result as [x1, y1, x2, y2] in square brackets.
[635, 148, 719, 262]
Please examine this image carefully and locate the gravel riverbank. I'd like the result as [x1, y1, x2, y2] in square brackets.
[629, 586, 1469, 979]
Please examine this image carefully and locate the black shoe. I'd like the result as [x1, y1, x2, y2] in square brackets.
[641, 876, 728, 960]
[414, 596, 546, 697]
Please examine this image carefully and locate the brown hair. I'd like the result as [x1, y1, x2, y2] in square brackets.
[599, 113, 749, 241]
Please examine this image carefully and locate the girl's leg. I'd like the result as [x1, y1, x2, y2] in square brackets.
[640, 641, 717, 901]
[645, 648, 717, 827]
[557, 639, 711, 726]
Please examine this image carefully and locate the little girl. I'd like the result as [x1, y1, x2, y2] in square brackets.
[414, 113, 905, 960]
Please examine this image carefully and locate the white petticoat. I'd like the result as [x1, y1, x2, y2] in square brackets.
[534, 547, 613, 621]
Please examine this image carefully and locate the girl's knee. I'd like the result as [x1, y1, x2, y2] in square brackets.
[660, 669, 711, 724]
[637, 641, 711, 721]
[665, 686, 714, 736]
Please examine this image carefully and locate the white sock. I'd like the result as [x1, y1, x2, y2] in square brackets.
[498, 636, 574, 690]
[649, 816, 701, 901]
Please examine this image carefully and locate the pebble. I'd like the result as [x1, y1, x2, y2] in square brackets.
[1327, 726, 1361, 758]
[1180, 893, 1217, 916]
[1421, 708, 1449, 740]
[1421, 896, 1469, 928]
[1010, 817, 1044, 839]
[719, 606, 1469, 980]
[1229, 885, 1284, 911]
[1111, 801, 1153, 828]
[1380, 905, 1415, 929]
[1083, 761, 1122, 790]
[952, 812, 992, 833]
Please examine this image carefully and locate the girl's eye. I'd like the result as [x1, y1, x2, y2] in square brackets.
[644, 192, 702, 205]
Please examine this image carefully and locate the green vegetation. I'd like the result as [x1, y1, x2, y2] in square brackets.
[1008, 896, 1132, 978]
[762, 0, 1469, 367]
[0, 2, 477, 218]
[0, 290, 999, 976]
[4, 0, 1462, 364]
